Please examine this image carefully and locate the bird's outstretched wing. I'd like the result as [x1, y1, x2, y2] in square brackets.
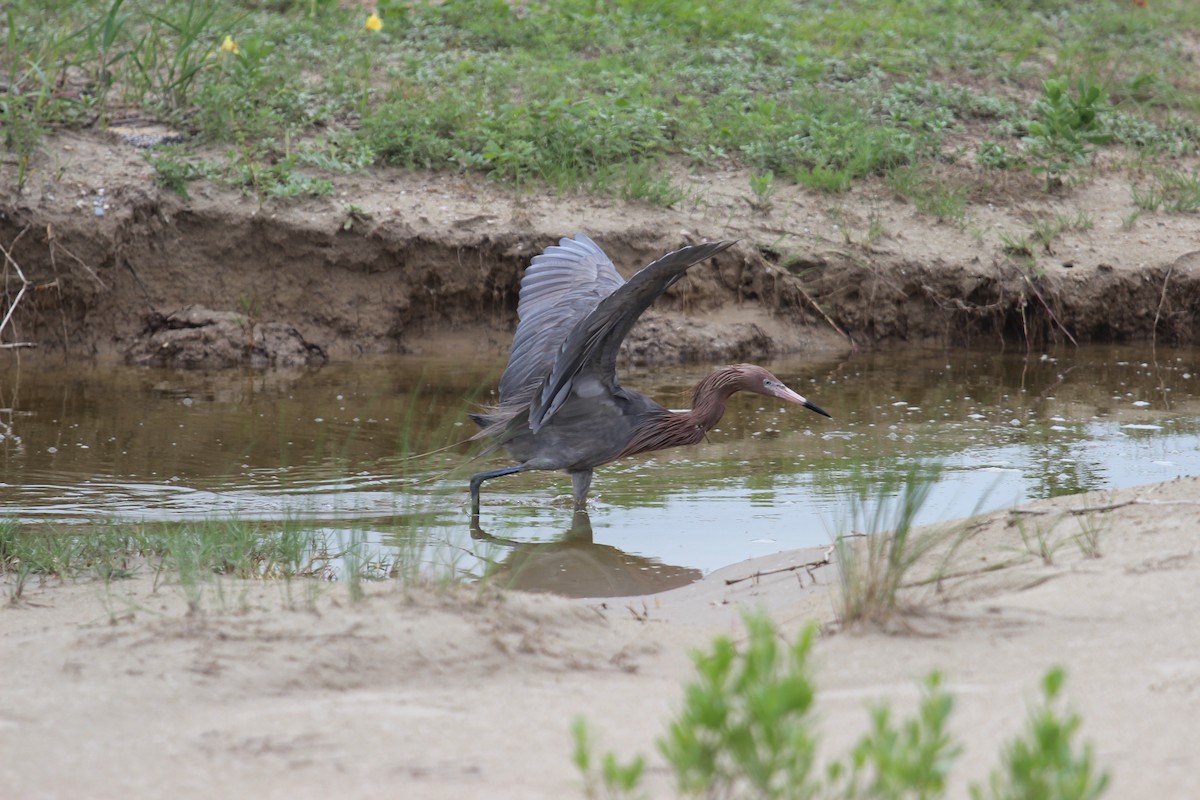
[529, 239, 736, 432]
[499, 233, 625, 404]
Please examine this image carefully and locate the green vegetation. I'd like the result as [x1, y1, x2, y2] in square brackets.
[748, 170, 777, 212]
[574, 614, 1108, 799]
[972, 667, 1110, 800]
[0, 516, 396, 607]
[1131, 166, 1200, 212]
[998, 208, 1096, 261]
[657, 618, 823, 798]
[4, 0, 1200, 204]
[1013, 511, 1064, 566]
[886, 166, 969, 225]
[1024, 77, 1114, 185]
[833, 462, 968, 627]
[1008, 503, 1112, 565]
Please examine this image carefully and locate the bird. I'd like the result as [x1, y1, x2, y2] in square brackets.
[468, 233, 830, 516]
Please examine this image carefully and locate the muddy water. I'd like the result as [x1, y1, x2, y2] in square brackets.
[3, 346, 1200, 597]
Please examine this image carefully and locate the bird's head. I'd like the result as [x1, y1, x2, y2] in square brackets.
[733, 364, 831, 418]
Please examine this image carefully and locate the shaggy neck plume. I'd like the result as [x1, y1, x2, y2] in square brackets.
[617, 367, 745, 459]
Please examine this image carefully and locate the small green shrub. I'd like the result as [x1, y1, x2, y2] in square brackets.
[887, 166, 968, 224]
[572, 717, 647, 800]
[144, 149, 219, 198]
[658, 616, 820, 798]
[573, 615, 1109, 800]
[977, 141, 1024, 170]
[831, 671, 959, 799]
[971, 667, 1110, 800]
[1024, 77, 1113, 180]
[749, 170, 776, 211]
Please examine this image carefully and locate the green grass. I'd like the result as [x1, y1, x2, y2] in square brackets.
[887, 166, 969, 225]
[574, 614, 1109, 799]
[4, 0, 1200, 203]
[1131, 167, 1200, 212]
[0, 516, 397, 607]
[832, 461, 970, 628]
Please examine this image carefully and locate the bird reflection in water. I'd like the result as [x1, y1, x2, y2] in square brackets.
[469, 511, 701, 598]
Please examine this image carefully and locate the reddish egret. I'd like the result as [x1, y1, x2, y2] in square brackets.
[469, 233, 830, 515]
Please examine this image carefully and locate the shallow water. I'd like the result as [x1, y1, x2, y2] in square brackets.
[3, 345, 1200, 596]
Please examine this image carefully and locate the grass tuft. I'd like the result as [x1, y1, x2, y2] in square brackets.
[0, 516, 403, 610]
[833, 462, 954, 628]
[1131, 167, 1200, 212]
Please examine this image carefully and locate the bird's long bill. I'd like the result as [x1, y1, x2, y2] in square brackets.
[771, 383, 832, 418]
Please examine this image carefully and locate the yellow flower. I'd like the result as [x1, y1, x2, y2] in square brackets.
[220, 35, 239, 54]
[365, 12, 383, 32]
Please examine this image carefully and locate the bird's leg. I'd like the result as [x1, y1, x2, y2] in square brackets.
[569, 469, 594, 511]
[469, 464, 527, 516]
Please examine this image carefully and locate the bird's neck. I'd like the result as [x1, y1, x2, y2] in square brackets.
[617, 368, 741, 458]
[683, 367, 742, 432]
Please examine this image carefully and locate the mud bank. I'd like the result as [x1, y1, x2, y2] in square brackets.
[3, 133, 1199, 361]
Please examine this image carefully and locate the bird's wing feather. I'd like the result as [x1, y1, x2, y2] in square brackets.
[529, 239, 736, 432]
[499, 233, 625, 403]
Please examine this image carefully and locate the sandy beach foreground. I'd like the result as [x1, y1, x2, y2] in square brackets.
[3, 476, 1198, 799]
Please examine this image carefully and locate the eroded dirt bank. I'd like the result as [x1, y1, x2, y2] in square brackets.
[2, 132, 1200, 363]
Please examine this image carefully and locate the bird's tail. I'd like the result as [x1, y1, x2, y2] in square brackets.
[467, 402, 529, 460]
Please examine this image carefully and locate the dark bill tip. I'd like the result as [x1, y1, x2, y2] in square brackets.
[804, 399, 832, 418]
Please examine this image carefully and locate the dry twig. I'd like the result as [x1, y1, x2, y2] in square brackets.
[1009, 496, 1200, 517]
[47, 226, 109, 291]
[724, 545, 835, 587]
[757, 247, 856, 349]
[1019, 270, 1077, 346]
[1152, 264, 1173, 348]
[0, 227, 36, 349]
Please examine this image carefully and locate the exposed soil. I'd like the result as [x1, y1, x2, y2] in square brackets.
[123, 305, 329, 368]
[3, 131, 1199, 364]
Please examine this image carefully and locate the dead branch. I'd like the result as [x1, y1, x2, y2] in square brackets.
[47, 225, 109, 290]
[1009, 497, 1200, 518]
[1152, 264, 1173, 349]
[724, 545, 835, 586]
[794, 280, 855, 349]
[0, 227, 37, 348]
[1019, 270, 1077, 346]
[759, 247, 856, 349]
[625, 599, 650, 621]
[905, 558, 1022, 589]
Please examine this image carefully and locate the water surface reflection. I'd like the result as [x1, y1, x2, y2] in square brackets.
[2, 345, 1199, 594]
[470, 512, 701, 597]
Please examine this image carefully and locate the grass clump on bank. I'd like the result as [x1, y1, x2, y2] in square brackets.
[831, 461, 983, 629]
[4, 0, 1200, 202]
[573, 614, 1108, 800]
[0, 517, 396, 607]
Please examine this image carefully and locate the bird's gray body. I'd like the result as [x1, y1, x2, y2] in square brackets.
[469, 233, 734, 509]
[489, 374, 662, 471]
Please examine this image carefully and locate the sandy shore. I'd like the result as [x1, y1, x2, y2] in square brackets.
[3, 476, 1199, 799]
